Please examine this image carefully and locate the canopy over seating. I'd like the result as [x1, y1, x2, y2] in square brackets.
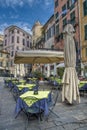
[14, 50, 64, 64]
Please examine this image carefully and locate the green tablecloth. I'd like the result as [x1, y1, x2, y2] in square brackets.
[20, 91, 50, 106]
[17, 84, 36, 90]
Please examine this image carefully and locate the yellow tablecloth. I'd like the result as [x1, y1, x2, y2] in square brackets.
[55, 78, 62, 83]
[20, 91, 50, 106]
[17, 84, 36, 90]
[79, 80, 87, 88]
[80, 81, 87, 84]
[12, 80, 19, 84]
[19, 80, 26, 83]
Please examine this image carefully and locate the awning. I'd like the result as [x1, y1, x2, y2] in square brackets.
[14, 50, 64, 64]
[56, 63, 65, 68]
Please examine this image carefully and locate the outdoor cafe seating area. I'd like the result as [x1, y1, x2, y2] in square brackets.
[4, 76, 59, 124]
[3, 75, 87, 129]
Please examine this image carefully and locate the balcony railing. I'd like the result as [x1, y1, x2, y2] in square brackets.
[70, 4, 75, 10]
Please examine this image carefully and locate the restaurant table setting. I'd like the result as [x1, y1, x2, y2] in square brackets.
[15, 90, 51, 118]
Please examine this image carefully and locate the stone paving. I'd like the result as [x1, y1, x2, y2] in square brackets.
[0, 79, 87, 130]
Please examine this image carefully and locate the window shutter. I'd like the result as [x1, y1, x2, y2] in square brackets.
[85, 25, 87, 40]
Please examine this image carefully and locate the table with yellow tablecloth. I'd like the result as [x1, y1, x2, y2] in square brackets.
[17, 84, 36, 90]
[15, 91, 51, 117]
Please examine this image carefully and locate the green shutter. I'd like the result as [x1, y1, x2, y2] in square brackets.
[85, 48, 87, 56]
[56, 24, 59, 36]
[85, 25, 87, 40]
[83, 1, 87, 16]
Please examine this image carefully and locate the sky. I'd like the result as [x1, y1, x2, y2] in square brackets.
[0, 0, 54, 35]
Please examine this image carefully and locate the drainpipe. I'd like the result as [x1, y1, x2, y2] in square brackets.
[77, 0, 83, 76]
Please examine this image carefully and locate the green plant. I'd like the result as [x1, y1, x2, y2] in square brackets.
[32, 70, 44, 80]
[57, 68, 64, 79]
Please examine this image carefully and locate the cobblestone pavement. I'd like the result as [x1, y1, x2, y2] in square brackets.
[0, 79, 87, 130]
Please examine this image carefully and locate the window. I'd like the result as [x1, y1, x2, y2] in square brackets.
[47, 28, 51, 40]
[11, 30, 14, 34]
[11, 51, 14, 57]
[7, 55, 9, 58]
[16, 46, 19, 50]
[51, 45, 54, 50]
[70, 0, 75, 10]
[27, 41, 29, 47]
[85, 48, 87, 56]
[12, 36, 14, 43]
[23, 33, 25, 36]
[5, 34, 7, 37]
[70, 11, 75, 25]
[51, 24, 55, 36]
[67, 0, 70, 9]
[6, 62, 8, 67]
[23, 39, 25, 45]
[0, 53, 2, 57]
[0, 62, 2, 67]
[62, 4, 67, 17]
[17, 36, 19, 43]
[55, 24, 59, 36]
[55, 12, 59, 19]
[30, 42, 32, 48]
[84, 24, 87, 40]
[83, 0, 87, 16]
[55, 19, 59, 24]
[63, 18, 67, 29]
[71, 0, 75, 4]
[45, 32, 47, 41]
[17, 30, 19, 34]
[10, 60, 13, 67]
[33, 31, 35, 36]
[55, 0, 58, 8]
[5, 39, 7, 45]
[27, 36, 29, 39]
[12, 46, 14, 50]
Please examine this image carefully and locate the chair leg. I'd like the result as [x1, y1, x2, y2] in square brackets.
[38, 113, 42, 121]
[25, 116, 29, 130]
[15, 109, 23, 119]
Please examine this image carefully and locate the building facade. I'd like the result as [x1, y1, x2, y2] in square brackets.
[0, 34, 8, 76]
[0, 35, 4, 63]
[32, 21, 43, 48]
[31, 21, 43, 72]
[43, 15, 55, 49]
[54, 0, 80, 74]
[4, 25, 32, 77]
[79, 0, 87, 76]
[0, 35, 4, 76]
[43, 15, 57, 77]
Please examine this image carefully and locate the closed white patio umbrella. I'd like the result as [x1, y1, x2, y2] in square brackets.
[62, 24, 80, 104]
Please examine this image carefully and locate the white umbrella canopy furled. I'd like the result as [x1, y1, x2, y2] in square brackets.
[14, 50, 64, 64]
[62, 24, 80, 104]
